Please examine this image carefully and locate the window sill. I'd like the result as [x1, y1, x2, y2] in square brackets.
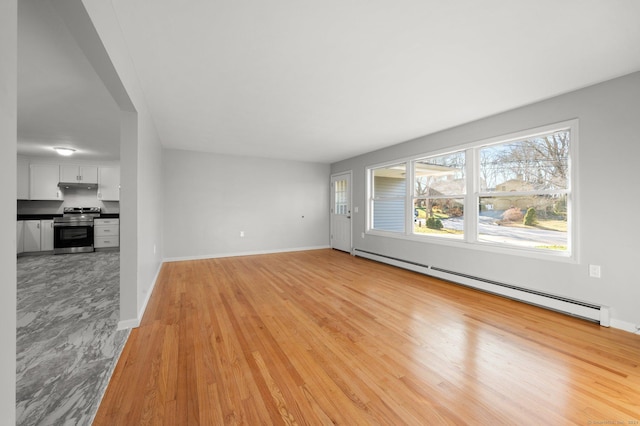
[365, 229, 577, 264]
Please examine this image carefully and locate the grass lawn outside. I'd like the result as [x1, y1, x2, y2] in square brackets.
[413, 225, 463, 236]
[500, 219, 567, 233]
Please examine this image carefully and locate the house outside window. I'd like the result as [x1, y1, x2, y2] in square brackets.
[366, 120, 576, 259]
[369, 163, 406, 233]
[413, 151, 465, 239]
[478, 129, 571, 252]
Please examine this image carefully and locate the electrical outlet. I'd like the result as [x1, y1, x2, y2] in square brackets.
[589, 264, 601, 278]
[361, 232, 365, 239]
[240, 231, 245, 238]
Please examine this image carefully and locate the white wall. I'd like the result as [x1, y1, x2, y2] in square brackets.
[0, 0, 17, 422]
[59, 0, 165, 327]
[135, 108, 163, 315]
[163, 149, 330, 260]
[331, 72, 640, 332]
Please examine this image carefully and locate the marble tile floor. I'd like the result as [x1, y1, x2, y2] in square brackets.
[17, 251, 129, 426]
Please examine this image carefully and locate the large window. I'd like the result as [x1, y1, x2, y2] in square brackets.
[367, 121, 575, 257]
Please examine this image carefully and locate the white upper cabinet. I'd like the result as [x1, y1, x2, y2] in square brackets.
[30, 164, 63, 201]
[59, 164, 98, 184]
[17, 156, 29, 200]
[19, 158, 119, 201]
[98, 166, 120, 201]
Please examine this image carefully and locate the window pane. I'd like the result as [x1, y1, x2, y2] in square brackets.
[373, 200, 405, 232]
[413, 198, 464, 238]
[414, 151, 465, 197]
[479, 131, 570, 192]
[478, 194, 568, 251]
[373, 163, 406, 198]
[371, 163, 406, 233]
[334, 178, 348, 215]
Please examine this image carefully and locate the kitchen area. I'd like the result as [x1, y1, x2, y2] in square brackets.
[15, 155, 129, 425]
[17, 158, 120, 256]
[15, 1, 132, 423]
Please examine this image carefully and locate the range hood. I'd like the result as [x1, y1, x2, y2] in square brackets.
[58, 182, 97, 190]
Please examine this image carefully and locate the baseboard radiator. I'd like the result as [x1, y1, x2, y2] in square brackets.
[353, 249, 610, 327]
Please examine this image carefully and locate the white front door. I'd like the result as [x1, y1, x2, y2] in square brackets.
[330, 172, 352, 253]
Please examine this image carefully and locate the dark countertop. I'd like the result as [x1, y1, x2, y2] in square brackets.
[17, 213, 119, 221]
[17, 214, 63, 221]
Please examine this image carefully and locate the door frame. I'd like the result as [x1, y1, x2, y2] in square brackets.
[330, 171, 353, 253]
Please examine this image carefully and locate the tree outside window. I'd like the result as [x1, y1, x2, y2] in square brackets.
[366, 121, 574, 257]
[413, 151, 465, 239]
[478, 130, 570, 251]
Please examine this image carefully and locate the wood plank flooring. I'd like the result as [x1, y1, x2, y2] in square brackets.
[94, 249, 640, 425]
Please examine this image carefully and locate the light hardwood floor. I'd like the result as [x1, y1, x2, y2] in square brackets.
[94, 249, 640, 425]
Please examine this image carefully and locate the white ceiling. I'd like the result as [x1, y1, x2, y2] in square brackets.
[17, 0, 120, 161]
[18, 0, 640, 164]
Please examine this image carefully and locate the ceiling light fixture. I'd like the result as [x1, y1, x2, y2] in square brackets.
[53, 147, 76, 156]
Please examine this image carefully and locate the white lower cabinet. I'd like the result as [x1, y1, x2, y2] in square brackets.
[19, 219, 55, 253]
[17, 221, 24, 254]
[40, 219, 54, 251]
[23, 220, 41, 252]
[94, 218, 119, 248]
[18, 217, 118, 253]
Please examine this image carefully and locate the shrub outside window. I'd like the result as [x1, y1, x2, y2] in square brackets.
[478, 130, 570, 251]
[366, 121, 574, 258]
[413, 151, 465, 239]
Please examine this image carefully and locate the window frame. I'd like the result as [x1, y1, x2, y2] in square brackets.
[365, 120, 578, 262]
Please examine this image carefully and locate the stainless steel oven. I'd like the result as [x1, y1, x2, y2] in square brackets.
[53, 207, 100, 254]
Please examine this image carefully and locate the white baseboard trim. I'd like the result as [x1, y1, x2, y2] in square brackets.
[136, 262, 163, 324]
[162, 245, 330, 263]
[117, 318, 138, 330]
[610, 319, 640, 334]
[117, 262, 163, 330]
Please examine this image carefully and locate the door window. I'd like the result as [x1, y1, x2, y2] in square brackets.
[334, 178, 348, 215]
